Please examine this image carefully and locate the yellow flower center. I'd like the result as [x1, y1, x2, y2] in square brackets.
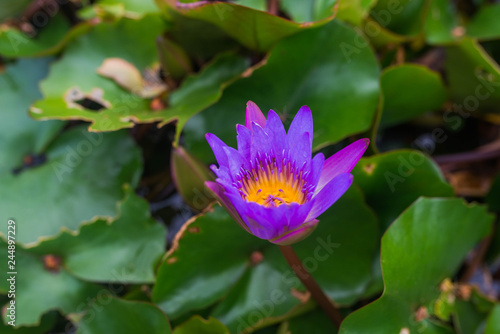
[238, 160, 309, 207]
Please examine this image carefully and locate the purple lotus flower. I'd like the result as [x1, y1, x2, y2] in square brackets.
[205, 101, 369, 245]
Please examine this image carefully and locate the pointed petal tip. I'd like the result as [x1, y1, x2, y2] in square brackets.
[288, 105, 313, 144]
[359, 137, 370, 149]
[298, 105, 311, 113]
[245, 101, 266, 129]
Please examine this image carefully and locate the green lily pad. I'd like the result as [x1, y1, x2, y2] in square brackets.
[184, 19, 380, 162]
[137, 52, 249, 145]
[277, 309, 337, 334]
[29, 187, 166, 283]
[424, 0, 461, 45]
[352, 150, 454, 230]
[152, 205, 268, 320]
[0, 58, 63, 175]
[76, 297, 172, 334]
[0, 311, 58, 334]
[445, 38, 500, 112]
[159, 0, 334, 52]
[0, 58, 143, 246]
[379, 64, 447, 128]
[454, 299, 489, 334]
[340, 197, 494, 333]
[485, 304, 500, 334]
[0, 0, 32, 21]
[335, 0, 378, 26]
[279, 0, 377, 26]
[233, 0, 267, 11]
[80, 0, 159, 19]
[173, 316, 230, 334]
[293, 185, 378, 305]
[163, 10, 240, 61]
[0, 241, 101, 327]
[29, 14, 248, 140]
[208, 246, 314, 333]
[29, 15, 165, 131]
[212, 186, 378, 332]
[0, 16, 93, 58]
[361, 17, 407, 48]
[279, 0, 336, 23]
[0, 125, 142, 246]
[466, 4, 500, 41]
[370, 0, 428, 37]
[153, 185, 377, 332]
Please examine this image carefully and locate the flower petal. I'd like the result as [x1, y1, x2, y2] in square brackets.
[236, 124, 251, 161]
[315, 138, 369, 194]
[289, 132, 311, 169]
[225, 192, 280, 240]
[306, 173, 353, 221]
[309, 152, 325, 189]
[287, 105, 313, 147]
[205, 133, 229, 168]
[286, 200, 314, 231]
[222, 146, 248, 178]
[265, 109, 287, 159]
[249, 122, 272, 163]
[245, 101, 266, 130]
[205, 181, 250, 233]
[209, 164, 231, 181]
[270, 219, 319, 245]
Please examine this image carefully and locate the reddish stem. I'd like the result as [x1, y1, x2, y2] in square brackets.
[267, 0, 279, 15]
[279, 245, 343, 327]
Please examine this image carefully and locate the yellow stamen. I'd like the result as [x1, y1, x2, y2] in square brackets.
[239, 161, 308, 207]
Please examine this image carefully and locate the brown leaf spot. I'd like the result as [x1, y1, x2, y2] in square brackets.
[150, 97, 165, 111]
[43, 254, 62, 273]
[167, 257, 178, 264]
[440, 278, 453, 292]
[457, 285, 471, 300]
[188, 226, 200, 233]
[451, 26, 465, 38]
[290, 288, 310, 304]
[250, 251, 263, 266]
[363, 163, 375, 175]
[415, 306, 428, 322]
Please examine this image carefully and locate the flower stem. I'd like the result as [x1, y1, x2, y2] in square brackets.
[278, 245, 343, 327]
[267, 0, 279, 15]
